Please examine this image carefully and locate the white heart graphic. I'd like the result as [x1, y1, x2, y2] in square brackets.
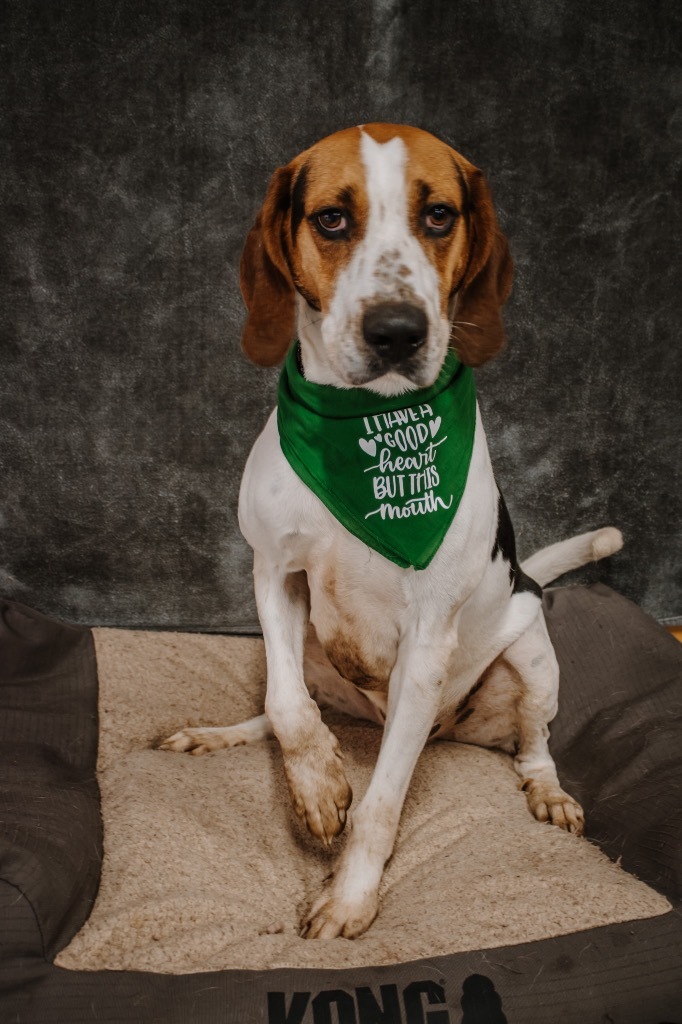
[429, 417, 441, 437]
[359, 437, 377, 456]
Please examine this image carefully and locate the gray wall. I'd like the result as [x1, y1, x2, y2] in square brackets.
[1, 0, 680, 629]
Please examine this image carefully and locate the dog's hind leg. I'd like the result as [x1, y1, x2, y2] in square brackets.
[160, 716, 273, 755]
[444, 608, 583, 833]
[504, 610, 584, 834]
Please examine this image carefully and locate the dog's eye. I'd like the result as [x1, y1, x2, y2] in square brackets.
[424, 205, 457, 236]
[314, 209, 348, 238]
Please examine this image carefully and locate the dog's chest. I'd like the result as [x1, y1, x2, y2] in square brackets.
[240, 407, 506, 694]
[307, 557, 405, 691]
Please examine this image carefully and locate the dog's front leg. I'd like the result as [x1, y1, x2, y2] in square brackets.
[303, 640, 447, 939]
[253, 552, 352, 845]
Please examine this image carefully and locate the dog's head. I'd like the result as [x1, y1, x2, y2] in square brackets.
[240, 124, 513, 391]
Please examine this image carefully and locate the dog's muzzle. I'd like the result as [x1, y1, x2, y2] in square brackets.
[362, 301, 428, 365]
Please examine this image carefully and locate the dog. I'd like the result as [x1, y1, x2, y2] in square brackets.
[162, 124, 622, 939]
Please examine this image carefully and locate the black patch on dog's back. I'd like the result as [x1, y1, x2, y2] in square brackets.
[491, 492, 542, 598]
[514, 565, 543, 597]
[491, 493, 516, 570]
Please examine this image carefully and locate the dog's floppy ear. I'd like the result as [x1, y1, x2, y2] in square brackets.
[451, 169, 513, 367]
[240, 165, 296, 366]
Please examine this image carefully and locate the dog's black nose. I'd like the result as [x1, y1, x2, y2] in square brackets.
[362, 302, 428, 364]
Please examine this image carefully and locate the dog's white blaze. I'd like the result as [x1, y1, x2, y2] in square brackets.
[360, 133, 409, 243]
[318, 131, 449, 392]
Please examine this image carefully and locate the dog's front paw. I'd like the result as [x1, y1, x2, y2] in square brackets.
[302, 878, 379, 940]
[283, 730, 352, 846]
[522, 779, 585, 835]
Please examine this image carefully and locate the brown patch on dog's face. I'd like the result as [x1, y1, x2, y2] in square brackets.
[283, 129, 370, 314]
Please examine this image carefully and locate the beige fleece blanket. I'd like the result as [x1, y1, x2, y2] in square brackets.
[56, 628, 669, 974]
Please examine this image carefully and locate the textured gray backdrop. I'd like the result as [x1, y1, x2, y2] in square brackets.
[1, 0, 680, 629]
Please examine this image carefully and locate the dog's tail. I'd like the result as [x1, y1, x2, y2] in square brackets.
[521, 527, 623, 588]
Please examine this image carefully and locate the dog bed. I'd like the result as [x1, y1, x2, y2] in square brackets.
[1, 585, 681, 1021]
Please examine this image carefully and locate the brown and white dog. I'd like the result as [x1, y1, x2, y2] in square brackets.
[162, 124, 622, 939]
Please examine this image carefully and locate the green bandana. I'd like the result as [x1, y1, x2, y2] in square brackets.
[277, 345, 477, 570]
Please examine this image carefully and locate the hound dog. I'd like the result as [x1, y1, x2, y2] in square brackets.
[162, 124, 622, 939]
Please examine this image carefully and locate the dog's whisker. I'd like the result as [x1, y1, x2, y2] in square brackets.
[451, 320, 484, 330]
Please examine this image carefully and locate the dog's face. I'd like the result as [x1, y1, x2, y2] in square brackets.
[240, 124, 513, 390]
